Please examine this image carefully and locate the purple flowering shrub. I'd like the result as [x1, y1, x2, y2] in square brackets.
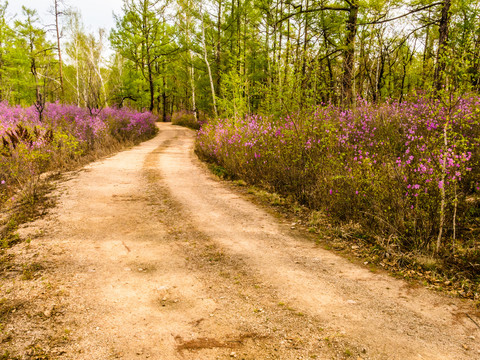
[0, 102, 158, 206]
[196, 96, 480, 254]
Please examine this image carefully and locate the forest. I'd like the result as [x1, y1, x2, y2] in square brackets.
[0, 0, 479, 299]
[0, 0, 478, 117]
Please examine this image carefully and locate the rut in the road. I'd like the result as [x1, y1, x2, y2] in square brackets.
[154, 124, 479, 360]
[143, 131, 356, 359]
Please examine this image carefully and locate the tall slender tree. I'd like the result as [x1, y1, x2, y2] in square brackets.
[110, 0, 173, 112]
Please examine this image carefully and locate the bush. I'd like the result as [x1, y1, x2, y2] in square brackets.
[196, 95, 480, 254]
[171, 110, 201, 130]
[0, 102, 158, 208]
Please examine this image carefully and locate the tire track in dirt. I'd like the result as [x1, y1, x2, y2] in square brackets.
[154, 123, 480, 360]
[143, 129, 354, 359]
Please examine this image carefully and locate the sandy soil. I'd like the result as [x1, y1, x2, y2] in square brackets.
[1, 123, 479, 360]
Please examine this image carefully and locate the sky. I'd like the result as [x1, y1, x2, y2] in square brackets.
[7, 0, 124, 34]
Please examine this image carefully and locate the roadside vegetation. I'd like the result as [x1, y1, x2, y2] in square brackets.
[0, 102, 158, 242]
[171, 110, 202, 130]
[196, 95, 480, 303]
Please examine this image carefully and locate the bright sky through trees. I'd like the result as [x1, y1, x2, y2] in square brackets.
[8, 0, 122, 32]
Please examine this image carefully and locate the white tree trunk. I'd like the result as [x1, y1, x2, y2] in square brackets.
[201, 11, 218, 118]
[189, 51, 197, 122]
[436, 121, 448, 253]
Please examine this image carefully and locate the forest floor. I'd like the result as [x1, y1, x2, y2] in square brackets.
[1, 123, 480, 360]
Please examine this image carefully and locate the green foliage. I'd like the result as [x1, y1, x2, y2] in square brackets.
[217, 69, 251, 118]
[110, 0, 178, 112]
[0, 0, 478, 118]
[13, 7, 57, 106]
[207, 163, 232, 179]
[171, 110, 200, 130]
[1, 351, 20, 360]
[197, 96, 480, 256]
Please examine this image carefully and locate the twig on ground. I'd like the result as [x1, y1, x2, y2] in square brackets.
[466, 313, 480, 330]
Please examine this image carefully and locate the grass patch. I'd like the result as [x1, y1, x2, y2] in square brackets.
[207, 163, 234, 180]
[0, 177, 56, 251]
[0, 352, 20, 360]
[0, 298, 22, 321]
[21, 262, 44, 280]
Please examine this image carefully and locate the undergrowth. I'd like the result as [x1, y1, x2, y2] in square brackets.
[0, 103, 158, 252]
[171, 110, 202, 130]
[227, 179, 480, 305]
[197, 96, 480, 304]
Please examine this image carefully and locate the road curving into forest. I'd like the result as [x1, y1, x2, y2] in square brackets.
[8, 123, 480, 359]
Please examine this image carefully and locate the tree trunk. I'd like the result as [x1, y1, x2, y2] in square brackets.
[185, 4, 197, 121]
[342, 1, 358, 106]
[265, 16, 270, 89]
[148, 62, 155, 112]
[201, 11, 218, 117]
[283, 16, 290, 89]
[28, 34, 41, 106]
[54, 0, 64, 99]
[473, 32, 480, 90]
[278, 0, 284, 90]
[433, 0, 452, 92]
[162, 71, 167, 122]
[75, 37, 80, 106]
[436, 120, 449, 253]
[215, 0, 222, 98]
[236, 0, 241, 71]
[189, 54, 197, 121]
[300, 0, 310, 105]
[302, 0, 309, 79]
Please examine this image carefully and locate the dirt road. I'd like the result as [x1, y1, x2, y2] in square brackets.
[3, 123, 479, 359]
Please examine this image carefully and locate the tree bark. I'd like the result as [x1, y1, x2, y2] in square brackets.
[54, 0, 64, 99]
[162, 69, 167, 122]
[215, 0, 222, 98]
[148, 61, 155, 112]
[201, 10, 218, 117]
[436, 120, 449, 253]
[342, 1, 358, 106]
[433, 0, 452, 92]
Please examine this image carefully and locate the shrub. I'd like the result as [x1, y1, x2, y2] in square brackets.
[196, 95, 480, 254]
[171, 110, 201, 130]
[0, 102, 158, 208]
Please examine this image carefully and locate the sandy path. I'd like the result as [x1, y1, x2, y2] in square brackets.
[5, 123, 479, 359]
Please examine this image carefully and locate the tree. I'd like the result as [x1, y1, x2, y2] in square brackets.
[64, 11, 110, 111]
[433, 0, 452, 92]
[0, 1, 13, 102]
[52, 0, 68, 99]
[110, 0, 176, 112]
[14, 6, 56, 114]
